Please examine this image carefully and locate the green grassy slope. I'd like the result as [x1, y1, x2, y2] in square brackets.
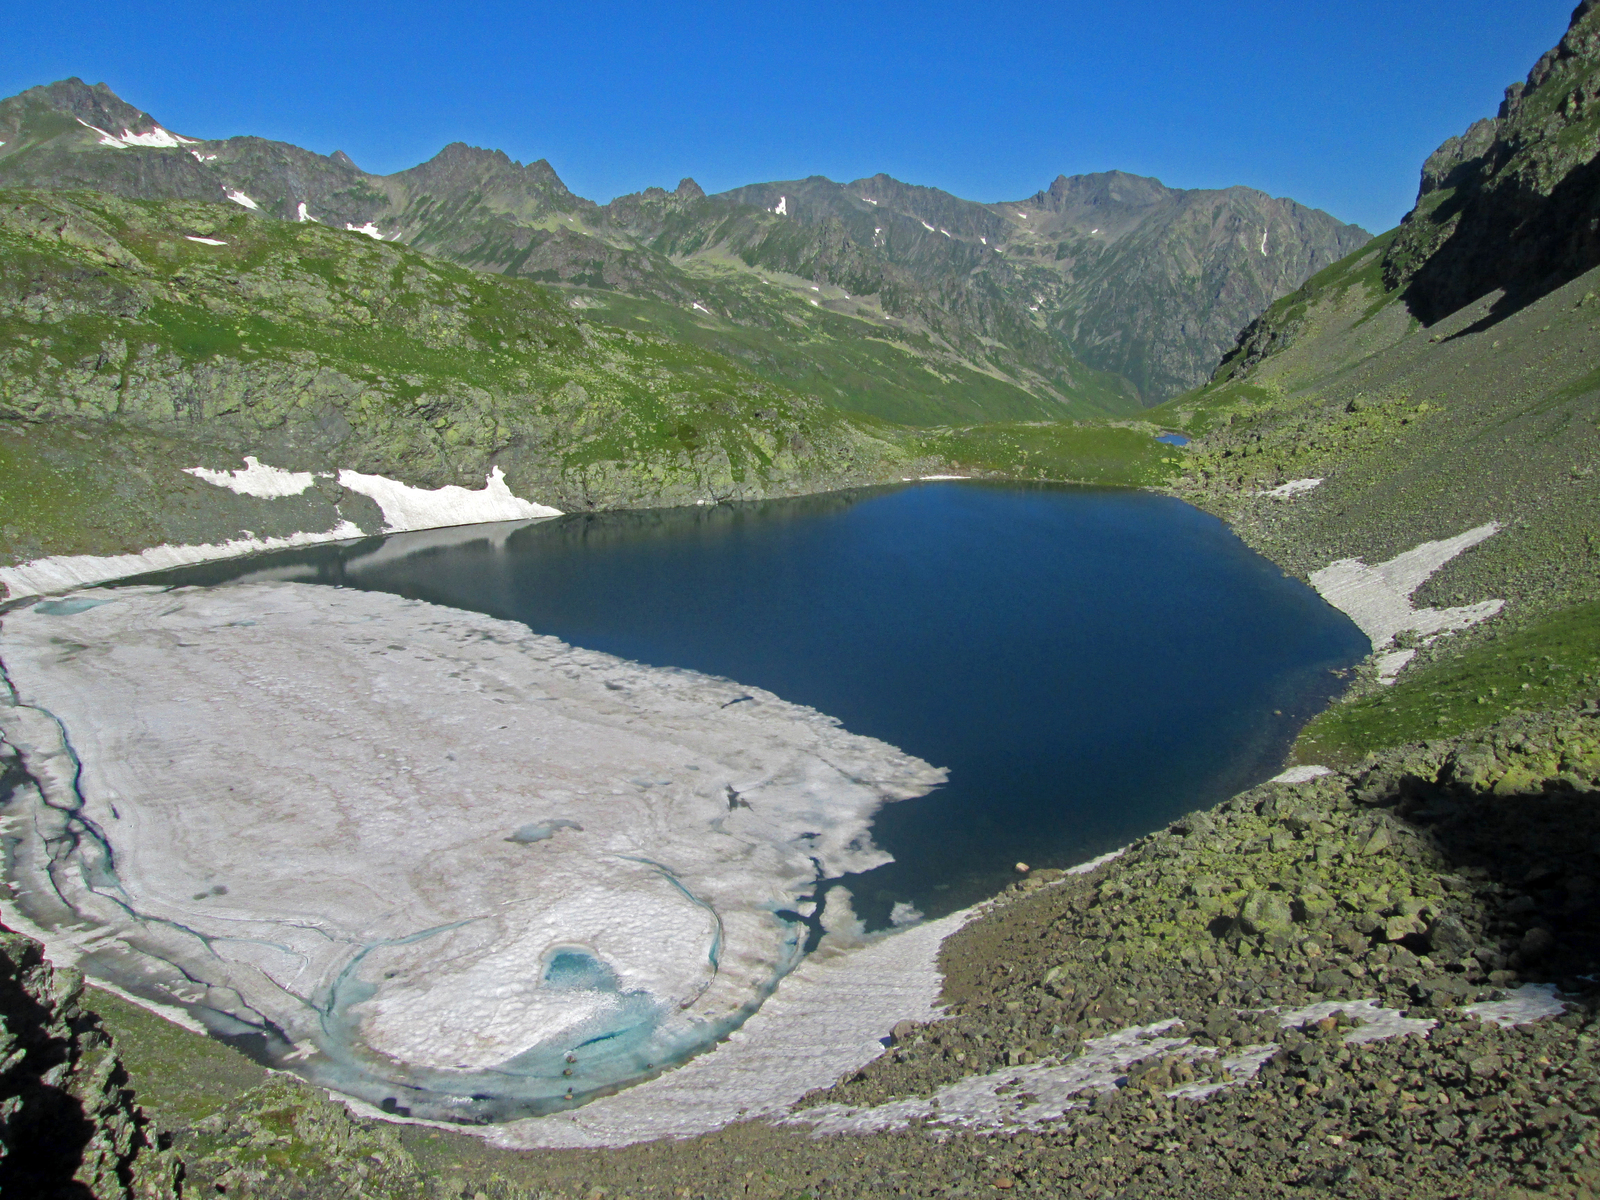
[0, 189, 930, 569]
[926, 421, 1183, 488]
[1149, 230, 1600, 764]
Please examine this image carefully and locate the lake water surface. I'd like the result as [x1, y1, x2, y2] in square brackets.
[141, 482, 1367, 926]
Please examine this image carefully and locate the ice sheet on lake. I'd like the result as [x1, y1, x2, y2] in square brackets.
[0, 522, 365, 600]
[491, 910, 971, 1147]
[0, 583, 946, 1120]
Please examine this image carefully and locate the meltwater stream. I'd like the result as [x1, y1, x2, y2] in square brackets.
[137, 482, 1368, 926]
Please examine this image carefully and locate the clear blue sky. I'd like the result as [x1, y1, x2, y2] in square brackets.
[1, 0, 1578, 232]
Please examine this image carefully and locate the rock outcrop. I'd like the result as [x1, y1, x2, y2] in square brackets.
[0, 923, 176, 1198]
[1383, 0, 1600, 323]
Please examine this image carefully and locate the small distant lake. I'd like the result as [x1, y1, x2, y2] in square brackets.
[1156, 433, 1190, 446]
[137, 482, 1366, 925]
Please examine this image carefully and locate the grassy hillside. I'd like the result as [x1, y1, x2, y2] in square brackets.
[1149, 230, 1600, 764]
[0, 79, 1374, 420]
[0, 189, 935, 567]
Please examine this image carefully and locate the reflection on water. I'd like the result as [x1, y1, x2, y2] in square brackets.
[130, 482, 1367, 926]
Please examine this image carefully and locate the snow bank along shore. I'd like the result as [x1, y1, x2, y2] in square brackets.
[0, 460, 562, 600]
[0, 582, 944, 1122]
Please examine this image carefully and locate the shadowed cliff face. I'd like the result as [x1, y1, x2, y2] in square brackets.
[1384, 0, 1600, 326]
[0, 749, 178, 1200]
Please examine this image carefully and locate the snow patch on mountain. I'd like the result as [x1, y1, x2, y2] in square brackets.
[185, 456, 316, 498]
[74, 117, 196, 149]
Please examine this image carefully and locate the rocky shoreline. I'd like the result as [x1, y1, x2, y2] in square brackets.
[767, 702, 1598, 1192]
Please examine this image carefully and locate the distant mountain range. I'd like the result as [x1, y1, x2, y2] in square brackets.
[0, 78, 1369, 417]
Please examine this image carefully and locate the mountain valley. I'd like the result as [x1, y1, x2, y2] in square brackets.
[3, 4, 1600, 1197]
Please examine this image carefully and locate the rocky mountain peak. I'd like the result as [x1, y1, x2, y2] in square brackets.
[1382, 0, 1600, 322]
[674, 177, 704, 201]
[330, 150, 359, 169]
[1416, 117, 1499, 200]
[390, 142, 577, 203]
[24, 77, 164, 138]
[1031, 171, 1176, 215]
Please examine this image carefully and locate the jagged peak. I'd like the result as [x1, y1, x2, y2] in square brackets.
[395, 141, 574, 196]
[3, 77, 193, 147]
[674, 177, 704, 201]
[331, 150, 359, 170]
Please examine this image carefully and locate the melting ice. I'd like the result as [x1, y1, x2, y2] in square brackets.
[0, 582, 945, 1121]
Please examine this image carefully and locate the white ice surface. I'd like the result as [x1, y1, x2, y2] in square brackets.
[1374, 648, 1417, 684]
[773, 196, 788, 216]
[336, 466, 561, 532]
[0, 522, 364, 600]
[190, 150, 217, 162]
[794, 1021, 1200, 1136]
[79, 119, 196, 149]
[1277, 999, 1437, 1044]
[0, 583, 946, 1110]
[1270, 765, 1332, 784]
[691, 302, 712, 315]
[778, 980, 1573, 1141]
[76, 117, 129, 147]
[345, 221, 384, 239]
[1256, 478, 1322, 498]
[184, 456, 316, 498]
[493, 910, 971, 1147]
[1260, 228, 1269, 256]
[123, 126, 195, 147]
[225, 190, 259, 210]
[184, 236, 227, 246]
[1310, 523, 1503, 647]
[1464, 984, 1567, 1028]
[890, 902, 924, 926]
[296, 202, 314, 222]
[919, 219, 935, 232]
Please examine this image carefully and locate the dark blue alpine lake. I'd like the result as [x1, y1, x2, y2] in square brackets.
[140, 482, 1367, 925]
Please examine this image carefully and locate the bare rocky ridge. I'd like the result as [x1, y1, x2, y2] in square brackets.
[1383, 0, 1600, 325]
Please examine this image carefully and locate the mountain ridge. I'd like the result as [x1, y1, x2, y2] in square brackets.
[0, 77, 1367, 411]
